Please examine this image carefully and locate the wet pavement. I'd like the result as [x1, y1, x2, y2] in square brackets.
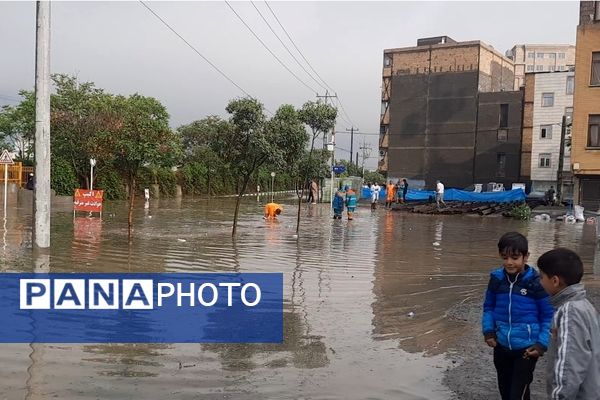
[0, 197, 598, 399]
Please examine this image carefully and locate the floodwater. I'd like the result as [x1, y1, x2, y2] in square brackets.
[1, 197, 599, 400]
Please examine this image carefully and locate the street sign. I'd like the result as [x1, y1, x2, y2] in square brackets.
[74, 189, 104, 214]
[0, 150, 14, 165]
[332, 165, 346, 174]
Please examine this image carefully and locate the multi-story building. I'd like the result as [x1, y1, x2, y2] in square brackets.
[572, 1, 600, 209]
[379, 36, 522, 189]
[506, 44, 576, 89]
[520, 71, 574, 195]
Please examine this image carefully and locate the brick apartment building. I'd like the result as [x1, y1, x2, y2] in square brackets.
[379, 36, 522, 189]
[572, 1, 600, 209]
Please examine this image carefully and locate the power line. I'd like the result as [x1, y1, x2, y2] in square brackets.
[264, 1, 357, 128]
[264, 1, 334, 94]
[225, 1, 318, 95]
[250, 1, 327, 92]
[334, 97, 356, 127]
[138, 2, 256, 101]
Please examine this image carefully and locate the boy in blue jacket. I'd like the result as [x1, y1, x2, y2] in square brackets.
[482, 232, 554, 400]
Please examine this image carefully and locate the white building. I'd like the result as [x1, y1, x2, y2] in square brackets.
[506, 44, 575, 89]
[529, 71, 574, 194]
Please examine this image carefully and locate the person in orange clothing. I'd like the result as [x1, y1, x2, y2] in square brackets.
[264, 203, 283, 220]
[385, 180, 396, 209]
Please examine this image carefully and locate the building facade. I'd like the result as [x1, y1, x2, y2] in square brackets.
[506, 44, 576, 89]
[572, 1, 600, 209]
[380, 36, 522, 189]
[520, 71, 574, 194]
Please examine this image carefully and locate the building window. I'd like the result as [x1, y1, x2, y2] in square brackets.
[536, 65, 544, 71]
[542, 92, 554, 107]
[596, 1, 600, 20]
[496, 153, 506, 177]
[557, 65, 564, 71]
[540, 125, 553, 139]
[499, 104, 509, 128]
[539, 153, 551, 168]
[558, 52, 566, 59]
[497, 129, 508, 142]
[549, 53, 556, 59]
[527, 65, 534, 72]
[528, 52, 535, 58]
[591, 52, 600, 86]
[381, 101, 389, 115]
[384, 55, 392, 67]
[566, 75, 575, 95]
[589, 115, 600, 147]
[537, 53, 544, 58]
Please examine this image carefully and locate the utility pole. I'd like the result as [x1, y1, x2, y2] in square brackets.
[346, 127, 358, 164]
[359, 139, 372, 179]
[34, 1, 51, 249]
[317, 91, 337, 149]
[557, 115, 568, 203]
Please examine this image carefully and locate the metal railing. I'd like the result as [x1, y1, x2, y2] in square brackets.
[0, 162, 34, 187]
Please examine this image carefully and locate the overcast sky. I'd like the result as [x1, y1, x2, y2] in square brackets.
[0, 1, 579, 169]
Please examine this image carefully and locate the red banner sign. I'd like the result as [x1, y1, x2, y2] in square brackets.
[74, 189, 104, 213]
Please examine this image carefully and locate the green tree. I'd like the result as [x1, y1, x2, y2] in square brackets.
[221, 98, 307, 236]
[0, 91, 35, 162]
[178, 116, 233, 196]
[96, 93, 181, 241]
[296, 100, 337, 233]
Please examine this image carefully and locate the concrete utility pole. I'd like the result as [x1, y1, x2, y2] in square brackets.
[346, 127, 358, 164]
[316, 91, 338, 149]
[359, 139, 372, 178]
[34, 1, 51, 249]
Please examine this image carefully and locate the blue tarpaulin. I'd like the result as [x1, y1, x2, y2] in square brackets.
[360, 187, 525, 203]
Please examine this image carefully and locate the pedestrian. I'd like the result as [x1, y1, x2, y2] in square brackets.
[435, 180, 446, 208]
[263, 203, 283, 220]
[385, 180, 396, 208]
[368, 183, 377, 210]
[332, 187, 345, 219]
[545, 186, 556, 206]
[345, 185, 357, 220]
[482, 232, 553, 400]
[402, 178, 408, 203]
[537, 248, 600, 399]
[307, 179, 318, 204]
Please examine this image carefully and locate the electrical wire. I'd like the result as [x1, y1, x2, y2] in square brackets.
[250, 1, 327, 93]
[139, 1, 275, 115]
[225, 1, 318, 95]
[264, 1, 357, 127]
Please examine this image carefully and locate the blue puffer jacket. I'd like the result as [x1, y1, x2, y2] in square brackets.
[482, 265, 553, 351]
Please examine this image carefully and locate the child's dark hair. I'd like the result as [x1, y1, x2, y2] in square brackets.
[537, 248, 583, 285]
[497, 232, 528, 257]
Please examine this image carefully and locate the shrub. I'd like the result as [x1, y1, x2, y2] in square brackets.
[50, 157, 78, 196]
[96, 167, 126, 200]
[508, 203, 531, 220]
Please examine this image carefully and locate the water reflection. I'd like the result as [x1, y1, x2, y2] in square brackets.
[2, 199, 599, 399]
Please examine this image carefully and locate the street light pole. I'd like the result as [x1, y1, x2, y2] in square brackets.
[90, 158, 96, 191]
[270, 171, 275, 203]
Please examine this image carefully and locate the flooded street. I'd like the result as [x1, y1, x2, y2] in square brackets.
[1, 198, 599, 400]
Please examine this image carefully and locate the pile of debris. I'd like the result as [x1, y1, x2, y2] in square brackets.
[391, 201, 524, 216]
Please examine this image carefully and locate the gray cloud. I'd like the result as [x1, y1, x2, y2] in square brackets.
[0, 1, 578, 169]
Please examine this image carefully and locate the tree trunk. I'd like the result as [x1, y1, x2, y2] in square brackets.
[128, 175, 135, 244]
[232, 175, 251, 236]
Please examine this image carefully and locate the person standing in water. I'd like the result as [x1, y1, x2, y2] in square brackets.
[345, 186, 357, 220]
